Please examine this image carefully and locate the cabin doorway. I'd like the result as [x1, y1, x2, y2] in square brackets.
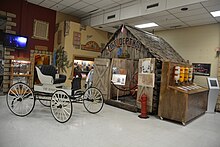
[108, 58, 138, 111]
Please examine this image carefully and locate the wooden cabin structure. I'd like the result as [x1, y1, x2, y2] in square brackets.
[93, 25, 186, 114]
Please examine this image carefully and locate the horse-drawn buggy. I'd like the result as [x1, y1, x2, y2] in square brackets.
[6, 65, 104, 123]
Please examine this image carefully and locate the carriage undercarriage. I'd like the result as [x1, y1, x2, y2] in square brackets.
[6, 65, 104, 123]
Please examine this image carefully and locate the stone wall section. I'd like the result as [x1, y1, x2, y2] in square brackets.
[0, 10, 16, 93]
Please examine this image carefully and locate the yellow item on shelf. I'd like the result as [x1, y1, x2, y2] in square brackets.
[179, 67, 185, 82]
[184, 67, 189, 82]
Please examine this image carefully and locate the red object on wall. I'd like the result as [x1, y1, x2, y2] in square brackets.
[0, 0, 56, 58]
[138, 94, 149, 119]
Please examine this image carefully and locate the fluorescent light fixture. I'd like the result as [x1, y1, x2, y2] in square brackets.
[210, 10, 220, 17]
[135, 23, 158, 28]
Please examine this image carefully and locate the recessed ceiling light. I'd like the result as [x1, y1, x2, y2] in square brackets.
[181, 7, 188, 11]
[211, 10, 220, 17]
[135, 23, 158, 28]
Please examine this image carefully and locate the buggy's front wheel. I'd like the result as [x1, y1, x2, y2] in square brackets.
[51, 90, 72, 123]
[6, 82, 35, 117]
[83, 87, 104, 114]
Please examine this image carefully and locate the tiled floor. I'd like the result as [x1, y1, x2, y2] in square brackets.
[0, 95, 220, 147]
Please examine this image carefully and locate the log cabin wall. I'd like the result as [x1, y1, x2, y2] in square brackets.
[101, 27, 161, 114]
[216, 56, 220, 111]
[100, 25, 186, 114]
[153, 60, 162, 114]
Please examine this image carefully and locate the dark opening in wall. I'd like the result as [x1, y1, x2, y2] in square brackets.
[107, 15, 116, 19]
[146, 3, 159, 9]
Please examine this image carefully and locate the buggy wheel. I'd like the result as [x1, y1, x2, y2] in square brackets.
[38, 95, 51, 107]
[6, 82, 35, 117]
[51, 90, 72, 123]
[83, 87, 104, 114]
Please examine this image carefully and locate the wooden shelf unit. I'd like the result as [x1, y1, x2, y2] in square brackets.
[10, 59, 32, 86]
[158, 61, 208, 125]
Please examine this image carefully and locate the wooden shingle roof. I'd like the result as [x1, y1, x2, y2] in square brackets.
[102, 25, 186, 63]
[125, 25, 186, 63]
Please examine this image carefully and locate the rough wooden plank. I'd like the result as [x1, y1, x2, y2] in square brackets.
[138, 73, 155, 87]
[93, 58, 110, 100]
[158, 61, 171, 117]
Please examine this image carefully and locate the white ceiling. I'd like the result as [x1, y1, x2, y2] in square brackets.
[27, 0, 220, 33]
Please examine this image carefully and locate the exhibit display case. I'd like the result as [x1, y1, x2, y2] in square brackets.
[158, 61, 208, 125]
[10, 60, 32, 85]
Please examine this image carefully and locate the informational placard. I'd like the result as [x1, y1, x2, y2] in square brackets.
[112, 74, 127, 86]
[192, 63, 211, 76]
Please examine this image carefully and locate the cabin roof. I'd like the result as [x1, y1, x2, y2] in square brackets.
[103, 25, 186, 63]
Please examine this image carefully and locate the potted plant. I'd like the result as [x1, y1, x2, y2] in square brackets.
[55, 46, 73, 73]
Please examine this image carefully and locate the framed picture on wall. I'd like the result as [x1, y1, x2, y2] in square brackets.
[33, 19, 49, 40]
[192, 63, 211, 76]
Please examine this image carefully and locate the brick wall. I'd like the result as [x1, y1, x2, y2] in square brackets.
[0, 10, 16, 93]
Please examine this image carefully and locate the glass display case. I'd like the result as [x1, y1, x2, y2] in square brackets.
[12, 60, 31, 75]
[11, 60, 32, 85]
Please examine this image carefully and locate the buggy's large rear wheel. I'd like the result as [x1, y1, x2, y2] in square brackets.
[6, 82, 35, 117]
[51, 90, 72, 123]
[83, 87, 104, 114]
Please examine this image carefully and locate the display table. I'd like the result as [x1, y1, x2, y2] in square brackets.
[158, 61, 208, 125]
[158, 85, 208, 125]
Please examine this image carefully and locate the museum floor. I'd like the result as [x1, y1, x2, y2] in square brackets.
[0, 95, 220, 147]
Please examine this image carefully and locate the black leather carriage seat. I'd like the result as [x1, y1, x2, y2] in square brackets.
[39, 65, 66, 84]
